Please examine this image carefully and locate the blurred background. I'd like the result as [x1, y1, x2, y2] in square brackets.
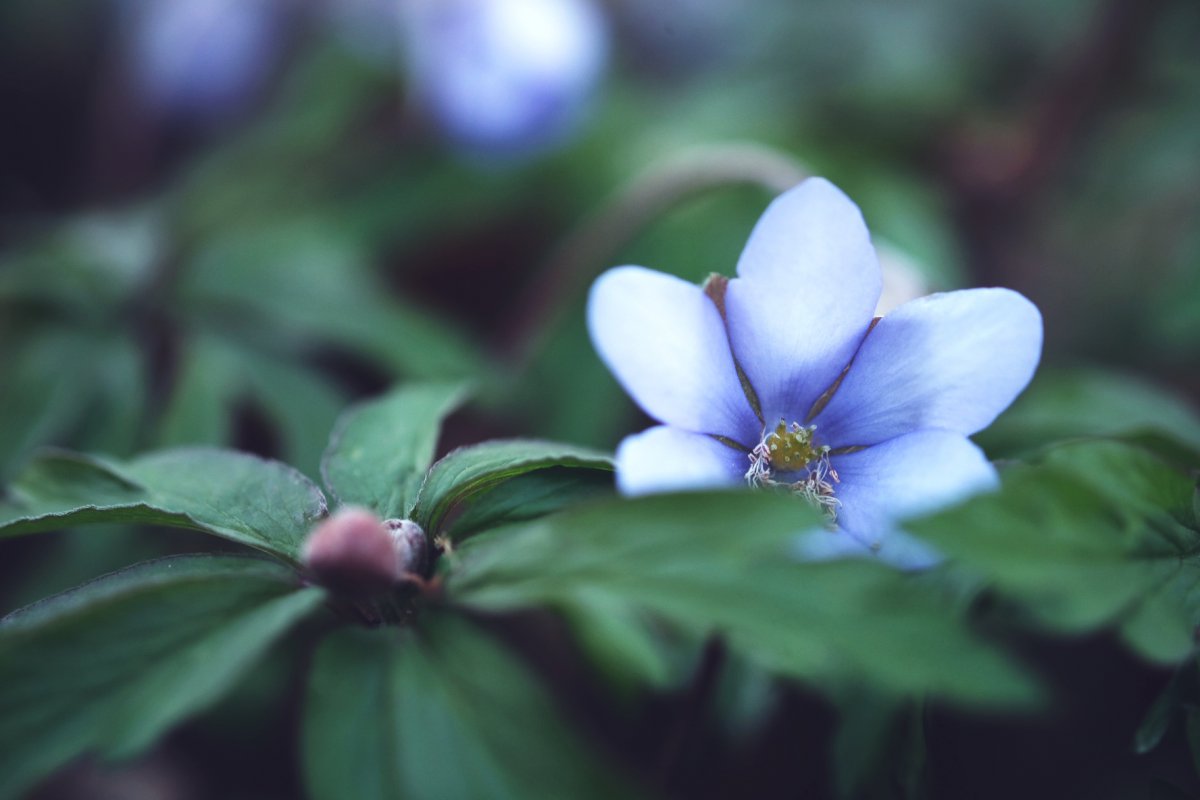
[2, 0, 1199, 797]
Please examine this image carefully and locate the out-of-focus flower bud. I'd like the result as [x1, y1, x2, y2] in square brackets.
[120, 0, 285, 122]
[401, 0, 608, 155]
[383, 518, 429, 577]
[302, 507, 402, 594]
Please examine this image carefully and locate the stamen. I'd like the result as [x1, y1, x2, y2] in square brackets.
[744, 418, 840, 521]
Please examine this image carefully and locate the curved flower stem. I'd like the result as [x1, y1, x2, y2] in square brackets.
[504, 142, 809, 373]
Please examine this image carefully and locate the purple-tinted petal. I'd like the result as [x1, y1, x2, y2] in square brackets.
[401, 0, 608, 154]
[615, 426, 745, 496]
[830, 430, 998, 550]
[126, 0, 282, 120]
[588, 266, 758, 442]
[724, 178, 882, 424]
[814, 288, 1042, 447]
[793, 526, 942, 571]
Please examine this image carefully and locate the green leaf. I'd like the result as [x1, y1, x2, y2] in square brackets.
[0, 554, 325, 798]
[445, 467, 615, 541]
[555, 592, 673, 691]
[155, 335, 243, 450]
[0, 447, 329, 563]
[976, 368, 1200, 460]
[238, 350, 347, 481]
[909, 440, 1200, 663]
[178, 223, 484, 380]
[1135, 664, 1197, 755]
[0, 330, 148, 476]
[303, 614, 634, 800]
[157, 334, 347, 479]
[449, 492, 1036, 705]
[830, 685, 905, 796]
[412, 439, 613, 535]
[320, 382, 470, 518]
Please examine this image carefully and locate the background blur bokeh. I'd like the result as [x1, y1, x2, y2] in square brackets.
[3, 0, 1199, 796]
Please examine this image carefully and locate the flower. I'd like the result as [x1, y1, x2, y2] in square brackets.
[400, 0, 608, 155]
[121, 0, 285, 122]
[587, 178, 1042, 566]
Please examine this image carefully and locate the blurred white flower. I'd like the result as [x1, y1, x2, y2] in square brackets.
[121, 0, 285, 121]
[401, 0, 608, 154]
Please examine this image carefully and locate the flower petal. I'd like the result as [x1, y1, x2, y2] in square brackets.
[814, 288, 1043, 447]
[724, 178, 882, 423]
[793, 526, 943, 571]
[588, 266, 758, 442]
[829, 430, 998, 549]
[615, 426, 745, 496]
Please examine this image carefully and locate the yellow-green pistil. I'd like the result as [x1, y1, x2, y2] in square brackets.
[745, 419, 840, 518]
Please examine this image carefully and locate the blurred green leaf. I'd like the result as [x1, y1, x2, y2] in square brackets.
[0, 554, 324, 799]
[303, 614, 634, 800]
[830, 685, 906, 797]
[156, 336, 244, 450]
[412, 439, 612, 536]
[320, 382, 469, 517]
[0, 208, 159, 313]
[0, 329, 148, 476]
[1136, 664, 1198, 755]
[910, 440, 1200, 663]
[450, 492, 1036, 705]
[178, 222, 483, 380]
[977, 368, 1200, 461]
[0, 448, 328, 563]
[239, 350, 347, 480]
[555, 592, 673, 691]
[158, 334, 346, 478]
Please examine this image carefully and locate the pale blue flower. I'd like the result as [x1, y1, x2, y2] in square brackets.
[400, 0, 608, 155]
[588, 178, 1043, 566]
[122, 0, 284, 121]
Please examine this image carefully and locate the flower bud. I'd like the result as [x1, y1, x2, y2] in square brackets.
[383, 518, 429, 577]
[302, 507, 401, 594]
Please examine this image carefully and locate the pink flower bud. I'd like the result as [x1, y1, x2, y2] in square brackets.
[302, 507, 401, 594]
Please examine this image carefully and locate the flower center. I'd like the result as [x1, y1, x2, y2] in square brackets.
[745, 419, 840, 519]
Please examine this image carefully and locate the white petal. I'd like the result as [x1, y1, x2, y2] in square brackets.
[588, 266, 758, 442]
[615, 426, 745, 496]
[814, 288, 1043, 447]
[724, 178, 882, 424]
[830, 430, 998, 549]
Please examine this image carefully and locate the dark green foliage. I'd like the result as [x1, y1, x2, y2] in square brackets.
[304, 616, 634, 800]
[0, 555, 325, 798]
[451, 491, 1037, 705]
[411, 439, 613, 536]
[909, 440, 1200, 663]
[320, 382, 470, 517]
[0, 448, 329, 563]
